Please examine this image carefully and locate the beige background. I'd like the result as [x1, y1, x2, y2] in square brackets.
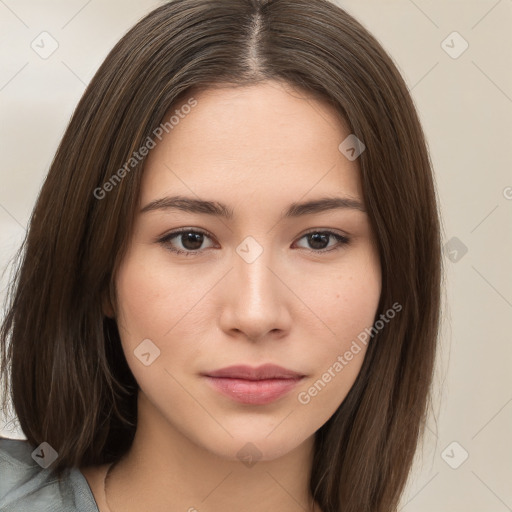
[1, 1, 511, 511]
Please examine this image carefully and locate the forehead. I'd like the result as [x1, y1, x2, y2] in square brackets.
[140, 81, 363, 210]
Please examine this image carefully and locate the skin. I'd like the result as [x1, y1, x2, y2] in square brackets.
[81, 80, 381, 512]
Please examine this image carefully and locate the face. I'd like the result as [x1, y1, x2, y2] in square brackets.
[113, 80, 381, 461]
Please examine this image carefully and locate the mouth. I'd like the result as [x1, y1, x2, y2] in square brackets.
[201, 364, 306, 405]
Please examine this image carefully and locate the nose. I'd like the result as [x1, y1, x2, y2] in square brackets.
[218, 243, 292, 343]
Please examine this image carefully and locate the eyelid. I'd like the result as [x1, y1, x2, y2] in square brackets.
[156, 227, 217, 254]
[299, 227, 350, 240]
[293, 229, 350, 252]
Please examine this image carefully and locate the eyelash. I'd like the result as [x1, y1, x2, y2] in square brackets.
[157, 228, 350, 257]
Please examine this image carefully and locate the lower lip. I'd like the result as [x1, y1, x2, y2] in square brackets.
[203, 376, 303, 405]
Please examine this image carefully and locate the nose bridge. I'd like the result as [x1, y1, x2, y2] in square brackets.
[233, 236, 279, 308]
[220, 235, 289, 339]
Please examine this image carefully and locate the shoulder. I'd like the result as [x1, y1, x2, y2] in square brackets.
[0, 436, 98, 512]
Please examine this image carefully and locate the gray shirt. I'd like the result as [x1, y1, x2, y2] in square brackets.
[0, 437, 100, 512]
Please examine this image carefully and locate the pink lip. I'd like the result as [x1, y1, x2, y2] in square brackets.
[202, 364, 305, 405]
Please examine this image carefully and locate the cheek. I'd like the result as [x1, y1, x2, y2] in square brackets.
[294, 246, 381, 349]
[292, 249, 381, 407]
[115, 262, 165, 342]
[115, 249, 203, 338]
[113, 253, 207, 408]
[113, 248, 226, 382]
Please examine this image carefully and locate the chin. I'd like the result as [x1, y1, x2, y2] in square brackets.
[198, 428, 311, 464]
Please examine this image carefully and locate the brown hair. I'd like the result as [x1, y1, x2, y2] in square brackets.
[0, 1, 442, 510]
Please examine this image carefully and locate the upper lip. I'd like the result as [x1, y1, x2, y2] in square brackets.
[203, 364, 304, 380]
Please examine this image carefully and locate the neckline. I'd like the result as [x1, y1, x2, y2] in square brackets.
[75, 463, 114, 512]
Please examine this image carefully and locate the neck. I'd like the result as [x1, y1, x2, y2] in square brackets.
[103, 391, 319, 512]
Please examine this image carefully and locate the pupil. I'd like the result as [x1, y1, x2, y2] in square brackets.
[309, 233, 328, 250]
[182, 232, 203, 250]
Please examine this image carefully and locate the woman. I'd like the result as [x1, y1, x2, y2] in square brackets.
[0, 0, 442, 511]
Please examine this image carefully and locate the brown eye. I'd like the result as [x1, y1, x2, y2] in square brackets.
[294, 231, 350, 253]
[158, 229, 215, 256]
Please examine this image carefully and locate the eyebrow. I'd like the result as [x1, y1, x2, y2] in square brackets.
[140, 195, 366, 219]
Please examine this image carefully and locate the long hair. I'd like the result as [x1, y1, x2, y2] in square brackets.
[0, 1, 442, 511]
